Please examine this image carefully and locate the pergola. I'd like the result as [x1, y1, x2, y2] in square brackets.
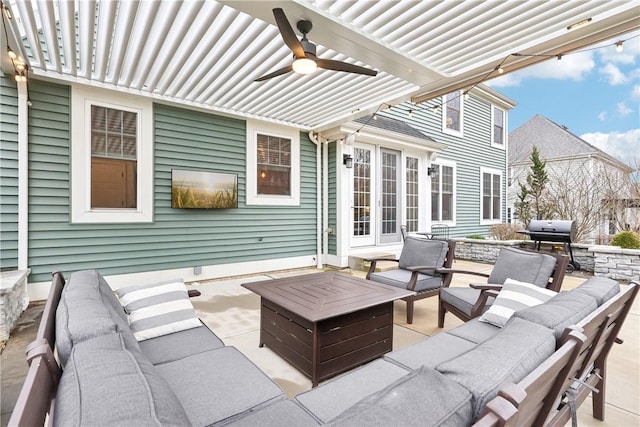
[2, 0, 638, 131]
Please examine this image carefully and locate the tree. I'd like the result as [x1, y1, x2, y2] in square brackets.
[515, 146, 553, 225]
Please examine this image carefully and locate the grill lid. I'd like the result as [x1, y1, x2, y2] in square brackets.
[527, 220, 576, 241]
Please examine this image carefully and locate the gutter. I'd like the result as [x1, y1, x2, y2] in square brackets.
[17, 80, 28, 270]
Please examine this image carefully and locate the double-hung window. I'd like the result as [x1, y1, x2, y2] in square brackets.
[492, 106, 506, 148]
[430, 161, 455, 223]
[480, 167, 502, 223]
[71, 86, 153, 223]
[443, 92, 463, 135]
[246, 120, 300, 206]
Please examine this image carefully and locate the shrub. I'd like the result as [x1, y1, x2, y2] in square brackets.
[489, 224, 526, 240]
[610, 231, 640, 249]
[466, 234, 485, 240]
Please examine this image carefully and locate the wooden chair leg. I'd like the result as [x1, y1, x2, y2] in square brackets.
[406, 300, 414, 324]
[438, 300, 446, 328]
[593, 365, 606, 421]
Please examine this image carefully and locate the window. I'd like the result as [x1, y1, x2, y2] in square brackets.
[246, 120, 300, 206]
[257, 134, 291, 195]
[405, 156, 419, 232]
[443, 92, 463, 135]
[430, 162, 455, 223]
[492, 106, 505, 148]
[481, 168, 502, 223]
[71, 86, 153, 223]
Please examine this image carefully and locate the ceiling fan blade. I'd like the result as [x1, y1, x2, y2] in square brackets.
[316, 59, 377, 76]
[254, 65, 293, 82]
[272, 8, 305, 58]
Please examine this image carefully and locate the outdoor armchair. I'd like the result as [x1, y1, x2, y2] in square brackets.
[365, 237, 456, 324]
[437, 247, 569, 327]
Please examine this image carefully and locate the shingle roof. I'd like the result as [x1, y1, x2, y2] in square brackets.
[355, 114, 436, 143]
[508, 114, 631, 171]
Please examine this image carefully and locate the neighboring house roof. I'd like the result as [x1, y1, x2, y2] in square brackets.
[508, 114, 632, 172]
[355, 114, 437, 143]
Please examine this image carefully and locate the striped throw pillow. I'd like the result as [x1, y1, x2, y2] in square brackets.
[116, 279, 201, 341]
[479, 278, 558, 328]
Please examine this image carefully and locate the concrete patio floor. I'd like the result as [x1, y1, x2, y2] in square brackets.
[1, 259, 638, 426]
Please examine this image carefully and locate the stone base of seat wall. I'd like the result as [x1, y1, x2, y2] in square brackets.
[453, 239, 640, 282]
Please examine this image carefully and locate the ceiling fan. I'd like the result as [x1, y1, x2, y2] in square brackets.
[255, 8, 378, 82]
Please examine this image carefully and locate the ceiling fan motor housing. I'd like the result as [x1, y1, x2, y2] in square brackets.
[301, 39, 317, 57]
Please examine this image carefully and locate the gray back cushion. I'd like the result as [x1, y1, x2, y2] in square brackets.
[488, 247, 556, 287]
[398, 237, 448, 274]
[56, 270, 140, 367]
[436, 317, 555, 419]
[511, 290, 598, 339]
[328, 366, 473, 427]
[573, 277, 620, 306]
[54, 332, 190, 427]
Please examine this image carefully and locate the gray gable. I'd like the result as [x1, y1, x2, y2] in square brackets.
[355, 114, 436, 143]
[509, 115, 630, 171]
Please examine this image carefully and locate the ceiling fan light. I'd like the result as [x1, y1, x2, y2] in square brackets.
[292, 57, 317, 75]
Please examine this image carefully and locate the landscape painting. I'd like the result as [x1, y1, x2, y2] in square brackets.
[171, 169, 238, 209]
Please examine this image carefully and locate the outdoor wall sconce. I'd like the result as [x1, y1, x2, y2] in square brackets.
[343, 154, 353, 168]
[427, 166, 438, 177]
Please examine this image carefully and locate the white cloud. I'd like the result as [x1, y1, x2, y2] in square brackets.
[581, 129, 640, 166]
[599, 63, 627, 85]
[489, 51, 595, 87]
[632, 84, 640, 101]
[598, 111, 607, 121]
[616, 102, 633, 117]
[598, 31, 640, 65]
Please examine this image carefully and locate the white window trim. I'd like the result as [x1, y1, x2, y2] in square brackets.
[431, 159, 457, 226]
[480, 166, 503, 225]
[71, 86, 154, 223]
[246, 119, 300, 206]
[442, 92, 464, 137]
[491, 105, 506, 149]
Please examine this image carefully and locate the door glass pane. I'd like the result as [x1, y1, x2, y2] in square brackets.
[406, 157, 419, 232]
[381, 151, 397, 235]
[353, 148, 371, 236]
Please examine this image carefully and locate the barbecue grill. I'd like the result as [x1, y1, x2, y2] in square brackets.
[519, 220, 580, 271]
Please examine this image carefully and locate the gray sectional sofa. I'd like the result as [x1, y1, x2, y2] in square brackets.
[8, 269, 638, 426]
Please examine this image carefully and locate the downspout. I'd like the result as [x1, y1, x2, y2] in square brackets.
[308, 131, 323, 268]
[17, 80, 28, 270]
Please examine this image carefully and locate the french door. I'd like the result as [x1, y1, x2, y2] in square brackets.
[351, 145, 401, 246]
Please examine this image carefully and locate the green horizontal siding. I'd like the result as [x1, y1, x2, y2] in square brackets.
[26, 80, 317, 282]
[328, 143, 337, 255]
[0, 71, 19, 270]
[382, 96, 506, 238]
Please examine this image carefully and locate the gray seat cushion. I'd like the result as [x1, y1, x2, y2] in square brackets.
[139, 323, 225, 365]
[488, 247, 557, 287]
[446, 318, 501, 345]
[398, 237, 449, 273]
[327, 366, 473, 427]
[436, 317, 555, 419]
[511, 290, 598, 339]
[296, 359, 411, 423]
[439, 287, 495, 317]
[217, 399, 320, 427]
[385, 332, 478, 370]
[368, 269, 442, 291]
[573, 277, 620, 306]
[54, 332, 190, 427]
[155, 346, 284, 426]
[56, 269, 140, 367]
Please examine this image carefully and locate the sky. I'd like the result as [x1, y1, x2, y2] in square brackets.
[487, 31, 640, 168]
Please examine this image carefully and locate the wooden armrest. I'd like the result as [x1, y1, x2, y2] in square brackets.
[406, 265, 438, 273]
[469, 283, 504, 291]
[435, 268, 490, 278]
[188, 289, 201, 298]
[364, 257, 399, 263]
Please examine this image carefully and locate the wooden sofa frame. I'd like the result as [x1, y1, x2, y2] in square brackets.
[473, 281, 639, 427]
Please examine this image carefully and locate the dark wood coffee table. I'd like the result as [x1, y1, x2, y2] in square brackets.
[242, 272, 414, 386]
